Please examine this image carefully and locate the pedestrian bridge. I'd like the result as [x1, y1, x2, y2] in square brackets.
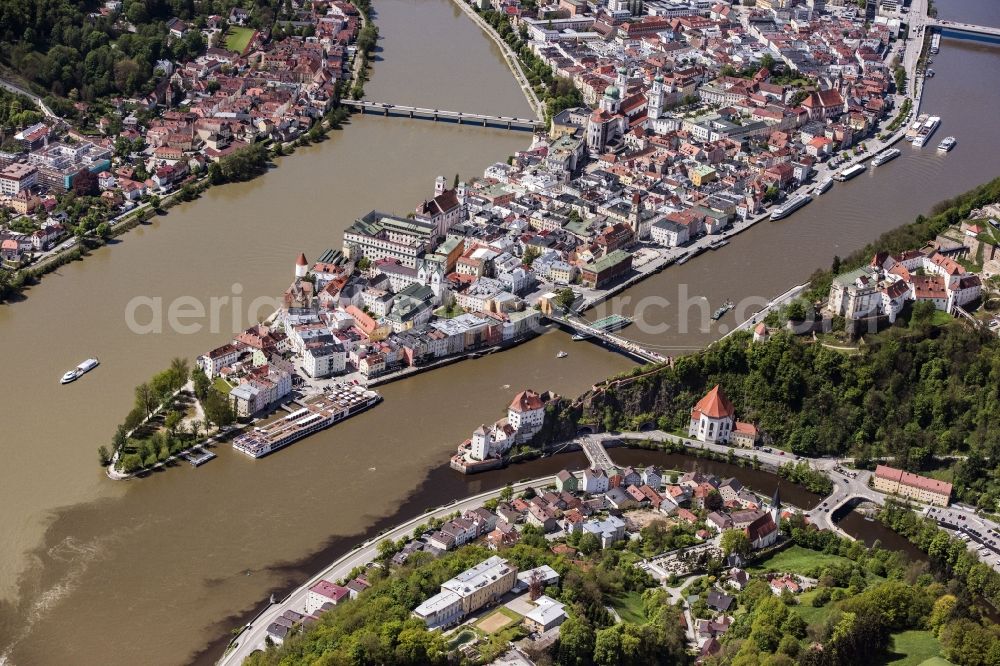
[340, 100, 545, 131]
[548, 312, 664, 364]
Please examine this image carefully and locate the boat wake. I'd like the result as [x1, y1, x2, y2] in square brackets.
[0, 534, 113, 664]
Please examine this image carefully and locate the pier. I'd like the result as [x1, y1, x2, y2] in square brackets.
[340, 100, 544, 131]
[183, 447, 216, 467]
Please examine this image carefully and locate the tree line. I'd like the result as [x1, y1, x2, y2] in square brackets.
[713, 514, 998, 666]
[102, 359, 234, 473]
[478, 9, 583, 122]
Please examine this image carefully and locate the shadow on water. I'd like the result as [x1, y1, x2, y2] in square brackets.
[185, 452, 589, 664]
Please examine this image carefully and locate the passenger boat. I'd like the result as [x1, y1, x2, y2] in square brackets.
[906, 113, 928, 139]
[871, 148, 901, 167]
[60, 357, 100, 384]
[770, 194, 813, 221]
[711, 300, 734, 321]
[937, 136, 957, 152]
[834, 163, 867, 181]
[571, 332, 591, 341]
[816, 178, 833, 195]
[912, 115, 940, 147]
[557, 351, 568, 358]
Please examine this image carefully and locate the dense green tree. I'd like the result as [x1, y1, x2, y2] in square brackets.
[556, 614, 595, 666]
[720, 529, 751, 558]
[135, 382, 156, 417]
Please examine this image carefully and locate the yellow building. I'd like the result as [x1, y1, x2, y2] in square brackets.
[873, 465, 952, 507]
[691, 165, 717, 187]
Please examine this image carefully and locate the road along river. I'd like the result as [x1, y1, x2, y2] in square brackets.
[0, 0, 997, 664]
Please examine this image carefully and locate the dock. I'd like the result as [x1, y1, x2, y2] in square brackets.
[184, 448, 217, 467]
[591, 314, 632, 332]
[548, 312, 661, 364]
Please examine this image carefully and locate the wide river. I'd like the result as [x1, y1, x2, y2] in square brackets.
[0, 0, 996, 663]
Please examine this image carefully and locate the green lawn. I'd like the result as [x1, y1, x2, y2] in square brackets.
[213, 376, 233, 395]
[497, 606, 522, 622]
[792, 589, 837, 625]
[880, 630, 946, 666]
[928, 310, 955, 326]
[750, 546, 850, 576]
[224, 27, 255, 54]
[611, 591, 647, 624]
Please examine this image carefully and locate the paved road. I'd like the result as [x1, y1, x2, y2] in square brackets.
[589, 430, 1000, 571]
[219, 475, 561, 665]
[580, 435, 617, 470]
[0, 77, 58, 119]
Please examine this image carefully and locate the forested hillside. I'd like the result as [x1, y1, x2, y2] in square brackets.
[575, 323, 1000, 508]
[0, 0, 277, 100]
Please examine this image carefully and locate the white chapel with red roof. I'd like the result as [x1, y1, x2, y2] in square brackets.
[688, 385, 756, 446]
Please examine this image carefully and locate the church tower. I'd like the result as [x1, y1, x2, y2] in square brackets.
[771, 486, 781, 528]
[616, 65, 628, 92]
[434, 175, 446, 197]
[599, 85, 621, 115]
[295, 252, 308, 279]
[648, 73, 664, 121]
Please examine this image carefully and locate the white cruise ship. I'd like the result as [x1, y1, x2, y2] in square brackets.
[232, 384, 381, 458]
[912, 116, 941, 148]
[871, 148, 901, 167]
[835, 163, 867, 181]
[770, 194, 813, 220]
[60, 357, 100, 384]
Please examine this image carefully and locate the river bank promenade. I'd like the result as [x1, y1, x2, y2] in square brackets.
[448, 0, 544, 120]
[218, 475, 560, 665]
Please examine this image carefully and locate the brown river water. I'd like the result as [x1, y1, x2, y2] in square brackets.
[0, 0, 996, 663]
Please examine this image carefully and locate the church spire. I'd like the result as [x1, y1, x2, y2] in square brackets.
[771, 485, 781, 526]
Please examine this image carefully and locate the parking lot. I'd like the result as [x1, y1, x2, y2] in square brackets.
[926, 506, 1000, 571]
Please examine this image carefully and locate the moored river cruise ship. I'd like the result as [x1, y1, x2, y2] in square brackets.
[834, 163, 867, 181]
[770, 194, 813, 220]
[871, 148, 901, 167]
[233, 384, 382, 458]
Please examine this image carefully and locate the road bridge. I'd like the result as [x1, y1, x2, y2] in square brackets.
[340, 100, 544, 131]
[928, 19, 1000, 40]
[579, 435, 617, 470]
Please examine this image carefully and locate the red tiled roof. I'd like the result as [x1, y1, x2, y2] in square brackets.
[693, 385, 735, 419]
[746, 513, 776, 542]
[875, 465, 952, 497]
[510, 390, 544, 413]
